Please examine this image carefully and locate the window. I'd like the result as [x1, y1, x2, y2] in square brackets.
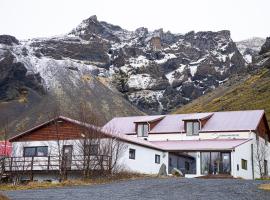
[241, 159, 247, 170]
[84, 144, 99, 155]
[265, 135, 269, 145]
[169, 158, 172, 167]
[137, 123, 149, 137]
[129, 148, 136, 159]
[185, 161, 190, 171]
[186, 121, 200, 135]
[24, 146, 48, 157]
[155, 154, 160, 164]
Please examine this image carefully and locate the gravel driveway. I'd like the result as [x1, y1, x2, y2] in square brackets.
[3, 178, 270, 200]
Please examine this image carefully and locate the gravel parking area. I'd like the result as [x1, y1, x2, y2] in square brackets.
[4, 178, 270, 200]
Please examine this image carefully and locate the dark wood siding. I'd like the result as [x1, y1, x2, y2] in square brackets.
[257, 115, 270, 141]
[12, 121, 83, 142]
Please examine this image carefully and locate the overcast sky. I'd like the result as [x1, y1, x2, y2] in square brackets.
[0, 0, 269, 41]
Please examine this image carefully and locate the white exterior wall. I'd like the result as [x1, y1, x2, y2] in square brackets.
[118, 143, 168, 174]
[12, 140, 85, 158]
[252, 136, 270, 179]
[10, 130, 270, 180]
[137, 131, 252, 142]
[232, 134, 270, 179]
[12, 140, 168, 175]
[231, 140, 253, 179]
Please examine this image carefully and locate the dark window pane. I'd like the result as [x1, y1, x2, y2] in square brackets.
[241, 159, 247, 170]
[186, 122, 193, 135]
[36, 146, 48, 157]
[24, 147, 36, 157]
[155, 154, 160, 164]
[193, 122, 199, 135]
[137, 123, 148, 137]
[129, 148, 135, 159]
[201, 152, 211, 175]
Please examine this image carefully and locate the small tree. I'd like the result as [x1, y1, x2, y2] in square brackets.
[99, 127, 127, 174]
[74, 101, 126, 178]
[45, 98, 68, 182]
[254, 135, 269, 178]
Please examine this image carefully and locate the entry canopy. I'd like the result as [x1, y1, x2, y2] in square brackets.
[151, 139, 251, 151]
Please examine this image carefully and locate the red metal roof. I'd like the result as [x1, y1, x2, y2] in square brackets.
[103, 110, 266, 134]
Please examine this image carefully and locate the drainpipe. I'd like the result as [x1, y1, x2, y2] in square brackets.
[250, 130, 255, 180]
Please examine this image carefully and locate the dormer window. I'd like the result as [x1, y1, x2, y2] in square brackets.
[186, 121, 200, 136]
[137, 123, 149, 137]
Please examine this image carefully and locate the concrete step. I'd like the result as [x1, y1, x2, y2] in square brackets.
[198, 174, 234, 179]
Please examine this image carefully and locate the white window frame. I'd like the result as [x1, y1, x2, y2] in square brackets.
[186, 121, 200, 136]
[137, 123, 149, 137]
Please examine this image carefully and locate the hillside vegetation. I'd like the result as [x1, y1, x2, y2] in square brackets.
[173, 68, 270, 125]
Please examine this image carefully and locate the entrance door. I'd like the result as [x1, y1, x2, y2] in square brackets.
[62, 145, 73, 170]
[220, 153, 231, 174]
[201, 152, 231, 175]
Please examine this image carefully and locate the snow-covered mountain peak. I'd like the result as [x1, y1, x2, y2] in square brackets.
[0, 15, 260, 115]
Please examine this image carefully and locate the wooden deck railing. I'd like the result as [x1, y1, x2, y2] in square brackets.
[0, 155, 112, 173]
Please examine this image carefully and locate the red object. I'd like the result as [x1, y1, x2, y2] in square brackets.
[0, 141, 12, 156]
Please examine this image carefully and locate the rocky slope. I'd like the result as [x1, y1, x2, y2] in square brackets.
[174, 37, 270, 124]
[69, 15, 247, 114]
[0, 15, 263, 132]
[236, 37, 265, 63]
[0, 34, 143, 134]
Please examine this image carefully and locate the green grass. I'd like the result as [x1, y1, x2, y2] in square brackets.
[173, 68, 270, 125]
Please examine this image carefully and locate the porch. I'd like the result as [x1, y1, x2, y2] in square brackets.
[0, 155, 112, 181]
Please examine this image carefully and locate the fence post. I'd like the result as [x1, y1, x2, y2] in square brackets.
[47, 156, 50, 171]
[30, 157, 34, 181]
[10, 157, 13, 172]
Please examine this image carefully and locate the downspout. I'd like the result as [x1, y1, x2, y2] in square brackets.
[250, 130, 255, 180]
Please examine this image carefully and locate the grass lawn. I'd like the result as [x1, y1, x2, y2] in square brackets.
[0, 172, 156, 191]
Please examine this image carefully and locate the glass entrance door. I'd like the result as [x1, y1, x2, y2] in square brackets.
[220, 153, 231, 174]
[201, 152, 231, 175]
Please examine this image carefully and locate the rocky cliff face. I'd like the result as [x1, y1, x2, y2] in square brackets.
[236, 37, 265, 63]
[68, 16, 247, 113]
[0, 15, 256, 123]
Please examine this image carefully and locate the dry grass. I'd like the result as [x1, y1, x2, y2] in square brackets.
[258, 184, 270, 191]
[0, 172, 152, 191]
[0, 193, 10, 200]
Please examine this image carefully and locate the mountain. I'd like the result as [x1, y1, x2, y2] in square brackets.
[0, 34, 143, 134]
[173, 37, 270, 125]
[69, 15, 249, 114]
[0, 15, 264, 133]
[236, 37, 265, 63]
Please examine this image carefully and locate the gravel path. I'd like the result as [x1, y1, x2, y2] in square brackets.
[3, 178, 270, 200]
